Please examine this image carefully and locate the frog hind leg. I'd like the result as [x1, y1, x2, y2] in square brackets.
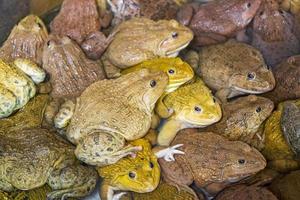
[100, 179, 126, 200]
[54, 100, 75, 129]
[75, 131, 142, 166]
[101, 53, 121, 78]
[155, 96, 174, 119]
[157, 119, 182, 146]
[0, 84, 17, 118]
[47, 163, 98, 199]
[13, 58, 46, 84]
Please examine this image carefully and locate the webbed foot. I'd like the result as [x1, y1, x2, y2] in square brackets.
[112, 192, 126, 200]
[155, 144, 185, 162]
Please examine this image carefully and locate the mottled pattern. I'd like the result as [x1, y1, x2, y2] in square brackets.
[64, 69, 168, 166]
[0, 15, 48, 66]
[42, 34, 106, 98]
[50, 0, 100, 44]
[250, 0, 300, 67]
[196, 40, 275, 100]
[0, 128, 98, 199]
[263, 55, 300, 104]
[203, 95, 274, 146]
[177, 0, 261, 46]
[215, 184, 278, 200]
[159, 130, 266, 195]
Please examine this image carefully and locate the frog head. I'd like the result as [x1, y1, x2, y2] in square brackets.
[122, 58, 194, 94]
[165, 78, 222, 127]
[123, 69, 168, 112]
[222, 140, 266, 183]
[229, 50, 275, 96]
[17, 15, 48, 34]
[225, 95, 274, 134]
[99, 139, 160, 193]
[156, 20, 193, 58]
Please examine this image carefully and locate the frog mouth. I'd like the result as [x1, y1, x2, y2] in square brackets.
[166, 80, 189, 93]
[233, 87, 266, 95]
[165, 42, 190, 57]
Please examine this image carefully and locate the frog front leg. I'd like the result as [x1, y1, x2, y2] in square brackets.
[47, 163, 98, 199]
[75, 131, 142, 166]
[155, 96, 174, 119]
[154, 144, 185, 162]
[100, 179, 126, 200]
[13, 58, 46, 84]
[157, 119, 182, 146]
[54, 100, 75, 128]
[0, 85, 17, 118]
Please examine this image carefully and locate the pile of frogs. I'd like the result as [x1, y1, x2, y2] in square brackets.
[0, 0, 300, 199]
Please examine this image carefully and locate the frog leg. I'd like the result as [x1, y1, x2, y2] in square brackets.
[0, 178, 14, 192]
[47, 163, 98, 199]
[154, 144, 185, 161]
[54, 100, 75, 128]
[13, 58, 46, 84]
[155, 96, 174, 118]
[151, 112, 161, 129]
[183, 50, 199, 72]
[101, 53, 122, 78]
[100, 180, 126, 200]
[157, 119, 182, 146]
[215, 88, 231, 104]
[75, 131, 142, 166]
[0, 84, 17, 118]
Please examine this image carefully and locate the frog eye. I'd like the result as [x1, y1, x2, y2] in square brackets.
[238, 159, 246, 164]
[247, 72, 256, 80]
[47, 40, 51, 47]
[246, 2, 251, 8]
[128, 171, 136, 179]
[149, 162, 154, 168]
[168, 69, 175, 74]
[172, 32, 178, 38]
[256, 107, 262, 113]
[150, 80, 157, 88]
[194, 106, 202, 113]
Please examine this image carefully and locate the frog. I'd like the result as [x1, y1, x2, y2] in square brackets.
[0, 58, 46, 118]
[184, 40, 275, 103]
[0, 94, 50, 133]
[279, 0, 300, 14]
[53, 69, 169, 166]
[0, 128, 98, 199]
[107, 0, 182, 26]
[158, 130, 267, 196]
[263, 55, 300, 104]
[157, 77, 222, 146]
[120, 181, 202, 200]
[176, 0, 261, 47]
[42, 34, 106, 99]
[202, 95, 274, 148]
[0, 15, 48, 66]
[248, 0, 300, 68]
[101, 17, 194, 78]
[281, 100, 300, 156]
[50, 0, 113, 60]
[215, 184, 278, 200]
[122, 57, 194, 118]
[262, 100, 300, 172]
[269, 170, 300, 200]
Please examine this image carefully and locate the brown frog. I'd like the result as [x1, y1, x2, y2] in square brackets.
[108, 0, 181, 26]
[102, 17, 193, 78]
[0, 128, 98, 199]
[203, 95, 274, 147]
[269, 170, 300, 200]
[249, 0, 300, 67]
[0, 15, 48, 65]
[50, 0, 113, 59]
[42, 34, 106, 99]
[263, 55, 300, 104]
[184, 40, 275, 102]
[215, 184, 278, 200]
[158, 129, 267, 196]
[177, 0, 261, 47]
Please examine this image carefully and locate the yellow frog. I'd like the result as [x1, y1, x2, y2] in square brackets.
[98, 138, 185, 200]
[280, 0, 300, 14]
[122, 57, 194, 118]
[157, 77, 222, 146]
[0, 59, 45, 118]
